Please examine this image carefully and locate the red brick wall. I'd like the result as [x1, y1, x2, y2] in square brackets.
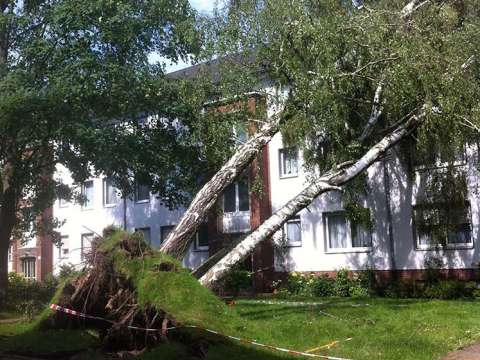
[272, 269, 480, 286]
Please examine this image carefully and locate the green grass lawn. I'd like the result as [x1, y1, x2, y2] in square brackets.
[1, 298, 479, 360]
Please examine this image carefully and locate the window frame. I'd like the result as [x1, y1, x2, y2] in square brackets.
[413, 202, 474, 251]
[282, 216, 302, 247]
[223, 179, 250, 214]
[324, 211, 372, 254]
[58, 235, 69, 259]
[81, 233, 94, 261]
[160, 225, 175, 244]
[59, 197, 69, 208]
[81, 180, 94, 210]
[194, 223, 209, 252]
[279, 148, 299, 179]
[103, 178, 119, 207]
[21, 257, 36, 280]
[134, 182, 150, 203]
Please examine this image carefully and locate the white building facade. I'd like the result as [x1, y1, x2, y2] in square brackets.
[8, 92, 480, 288]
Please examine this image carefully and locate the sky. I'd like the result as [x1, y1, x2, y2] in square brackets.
[149, 0, 218, 73]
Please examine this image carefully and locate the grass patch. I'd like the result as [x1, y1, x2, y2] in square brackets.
[100, 230, 245, 333]
[2, 296, 480, 359]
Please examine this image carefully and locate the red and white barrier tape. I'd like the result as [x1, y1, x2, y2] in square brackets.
[50, 304, 352, 360]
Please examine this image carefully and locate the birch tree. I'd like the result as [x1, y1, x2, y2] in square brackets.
[161, 0, 480, 263]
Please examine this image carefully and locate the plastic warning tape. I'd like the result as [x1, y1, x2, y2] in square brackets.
[50, 304, 352, 360]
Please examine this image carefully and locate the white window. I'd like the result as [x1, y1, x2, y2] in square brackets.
[279, 148, 299, 178]
[283, 216, 302, 247]
[135, 227, 151, 244]
[194, 224, 209, 251]
[223, 178, 249, 213]
[103, 178, 119, 206]
[81, 233, 94, 261]
[414, 202, 473, 249]
[8, 247, 12, 262]
[135, 182, 150, 203]
[59, 197, 69, 208]
[325, 212, 372, 252]
[58, 235, 69, 259]
[21, 257, 36, 280]
[81, 180, 94, 209]
[160, 225, 175, 244]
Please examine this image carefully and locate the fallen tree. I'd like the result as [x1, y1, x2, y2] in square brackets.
[200, 107, 429, 287]
[157, 0, 448, 261]
[43, 227, 241, 354]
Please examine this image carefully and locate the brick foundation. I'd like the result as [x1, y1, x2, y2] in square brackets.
[272, 268, 480, 286]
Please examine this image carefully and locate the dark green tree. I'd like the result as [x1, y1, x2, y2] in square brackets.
[0, 0, 201, 301]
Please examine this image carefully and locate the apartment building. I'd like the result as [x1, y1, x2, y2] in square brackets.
[8, 80, 480, 289]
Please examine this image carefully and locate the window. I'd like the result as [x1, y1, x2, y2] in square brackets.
[81, 233, 94, 261]
[413, 202, 472, 249]
[194, 224, 209, 251]
[325, 212, 372, 252]
[135, 182, 150, 203]
[223, 177, 249, 213]
[59, 197, 69, 208]
[160, 225, 175, 244]
[8, 247, 12, 262]
[58, 235, 69, 259]
[21, 257, 36, 280]
[279, 148, 299, 178]
[283, 216, 302, 247]
[413, 141, 466, 169]
[135, 227, 151, 244]
[103, 178, 119, 206]
[81, 180, 94, 209]
[233, 123, 248, 146]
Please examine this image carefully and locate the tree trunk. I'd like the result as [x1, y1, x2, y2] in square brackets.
[0, 186, 17, 304]
[200, 108, 427, 287]
[160, 117, 281, 258]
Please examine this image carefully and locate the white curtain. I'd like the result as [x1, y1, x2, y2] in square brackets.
[328, 213, 347, 249]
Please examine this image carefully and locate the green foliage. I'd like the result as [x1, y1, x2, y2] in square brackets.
[311, 275, 336, 297]
[334, 268, 352, 297]
[0, 0, 205, 276]
[222, 267, 252, 296]
[424, 281, 476, 300]
[98, 230, 244, 332]
[6, 272, 57, 318]
[279, 268, 373, 298]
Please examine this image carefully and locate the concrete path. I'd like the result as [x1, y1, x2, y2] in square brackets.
[442, 344, 480, 360]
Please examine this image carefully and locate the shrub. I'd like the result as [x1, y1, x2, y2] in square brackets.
[222, 267, 252, 296]
[311, 275, 335, 297]
[424, 256, 443, 285]
[424, 280, 476, 299]
[334, 268, 352, 297]
[358, 268, 377, 295]
[6, 272, 58, 315]
[58, 263, 79, 281]
[349, 285, 370, 298]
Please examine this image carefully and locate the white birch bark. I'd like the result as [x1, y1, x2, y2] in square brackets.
[160, 115, 282, 258]
[199, 108, 427, 288]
